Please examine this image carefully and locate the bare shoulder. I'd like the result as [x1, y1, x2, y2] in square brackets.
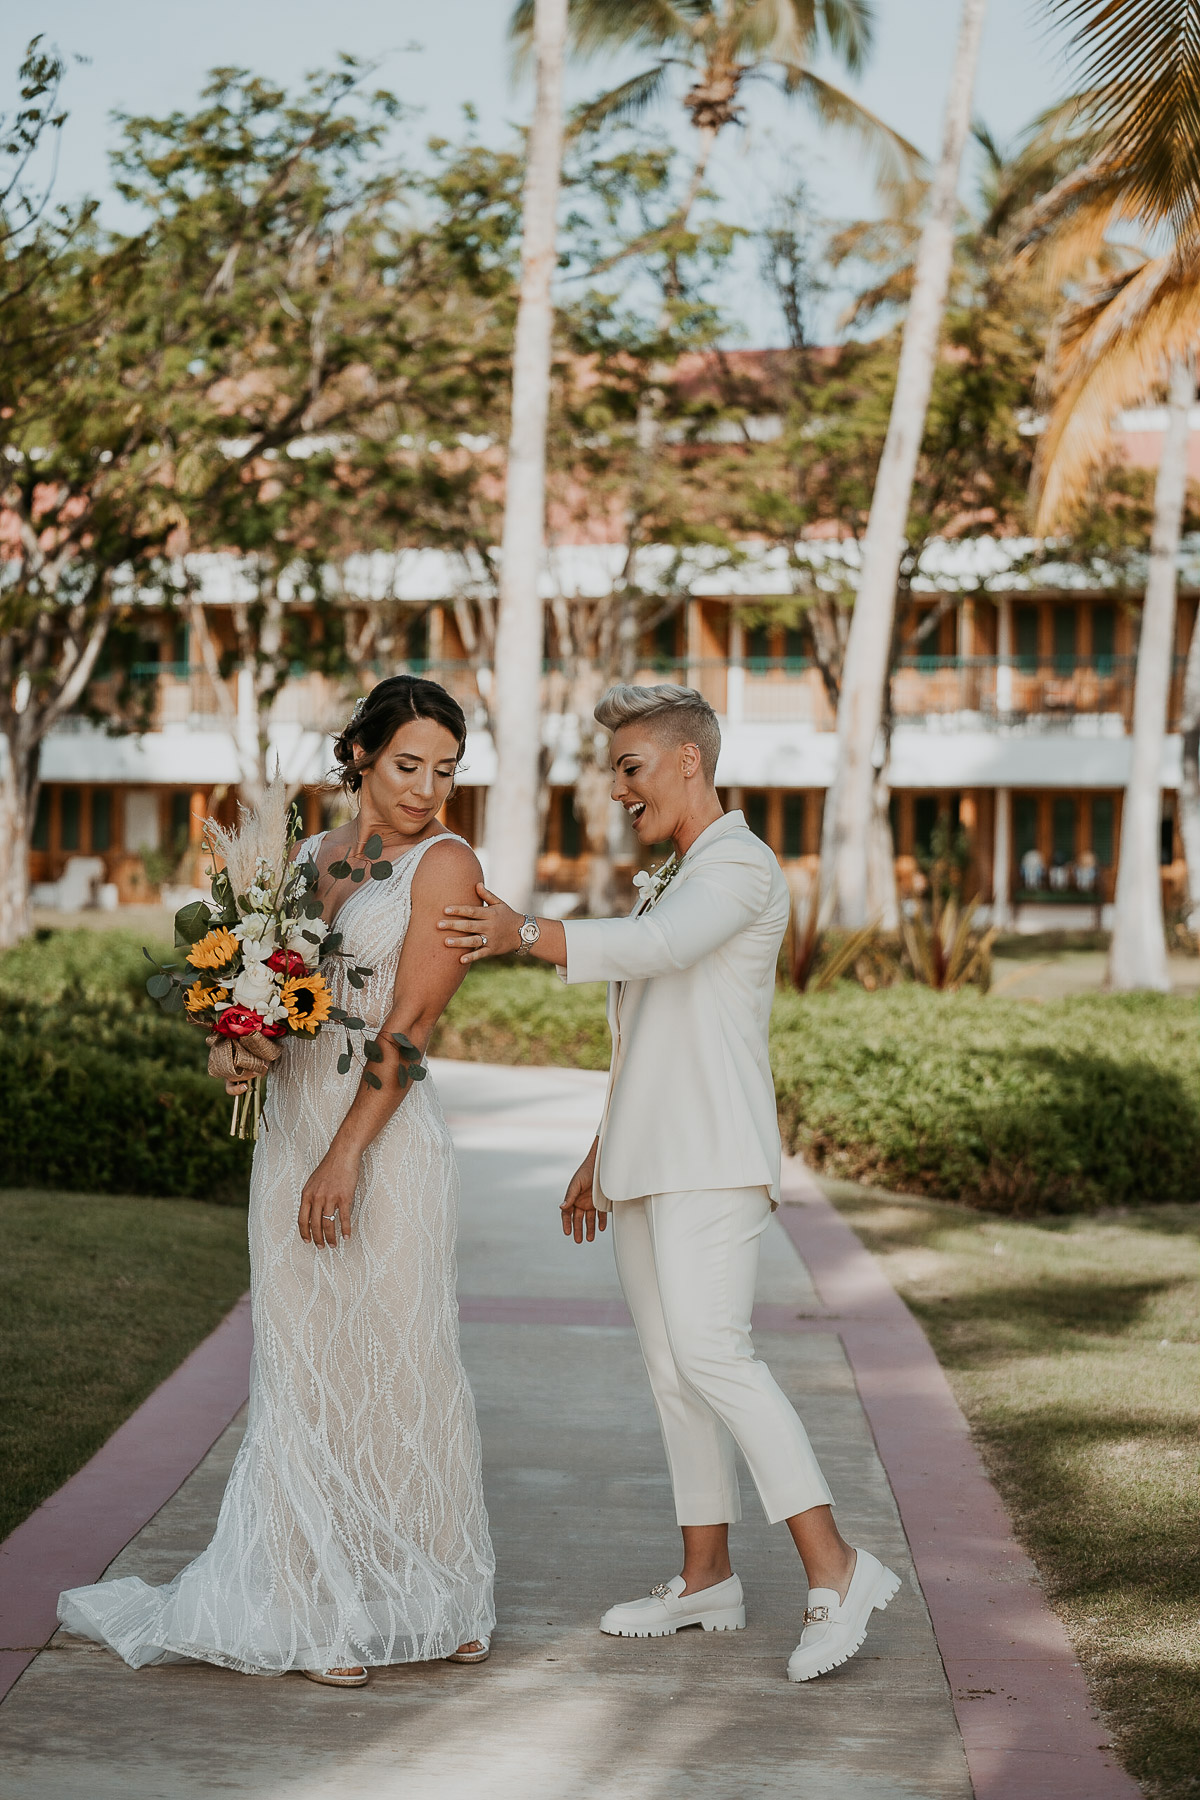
[411, 834, 483, 897]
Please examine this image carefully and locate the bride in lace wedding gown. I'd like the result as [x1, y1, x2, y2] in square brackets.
[59, 680, 495, 1679]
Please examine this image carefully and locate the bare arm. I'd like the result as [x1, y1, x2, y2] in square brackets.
[439, 883, 566, 966]
[299, 839, 482, 1249]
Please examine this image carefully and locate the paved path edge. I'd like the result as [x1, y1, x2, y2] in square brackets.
[778, 1157, 1140, 1800]
[0, 1291, 253, 1703]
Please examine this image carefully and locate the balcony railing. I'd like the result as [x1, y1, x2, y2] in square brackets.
[77, 653, 1185, 737]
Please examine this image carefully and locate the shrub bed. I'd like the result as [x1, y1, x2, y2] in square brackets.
[771, 986, 1200, 1213]
[8, 934, 1200, 1214]
[1, 930, 251, 1201]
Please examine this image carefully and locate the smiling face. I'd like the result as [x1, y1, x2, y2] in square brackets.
[355, 717, 460, 841]
[609, 723, 705, 848]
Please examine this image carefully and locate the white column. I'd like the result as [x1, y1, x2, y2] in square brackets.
[993, 786, 1012, 928]
[996, 597, 1013, 716]
[727, 616, 745, 723]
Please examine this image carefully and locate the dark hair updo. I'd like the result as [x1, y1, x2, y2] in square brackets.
[332, 676, 468, 794]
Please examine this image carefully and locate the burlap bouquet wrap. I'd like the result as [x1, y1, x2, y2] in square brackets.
[206, 1031, 284, 1084]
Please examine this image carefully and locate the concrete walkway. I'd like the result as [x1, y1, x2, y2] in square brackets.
[0, 1063, 1132, 1800]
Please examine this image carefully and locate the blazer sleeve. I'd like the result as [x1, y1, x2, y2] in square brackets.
[562, 844, 771, 984]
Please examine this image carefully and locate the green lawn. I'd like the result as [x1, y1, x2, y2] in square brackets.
[0, 1189, 250, 1541]
[822, 1181, 1200, 1800]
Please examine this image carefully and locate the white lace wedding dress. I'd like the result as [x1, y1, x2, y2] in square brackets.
[59, 832, 495, 1673]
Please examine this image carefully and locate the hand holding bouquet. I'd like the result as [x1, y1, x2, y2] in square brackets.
[143, 781, 420, 1138]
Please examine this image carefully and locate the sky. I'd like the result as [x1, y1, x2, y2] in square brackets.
[2, 1, 1079, 343]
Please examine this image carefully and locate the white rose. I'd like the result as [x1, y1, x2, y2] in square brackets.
[286, 917, 327, 968]
[232, 960, 279, 1013]
[237, 913, 276, 945]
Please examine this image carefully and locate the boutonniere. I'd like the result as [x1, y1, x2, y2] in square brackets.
[631, 853, 679, 912]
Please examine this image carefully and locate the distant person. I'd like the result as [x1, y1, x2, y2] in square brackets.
[60, 678, 495, 1686]
[441, 683, 900, 1682]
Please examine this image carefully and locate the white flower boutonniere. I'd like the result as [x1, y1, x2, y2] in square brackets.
[632, 854, 679, 912]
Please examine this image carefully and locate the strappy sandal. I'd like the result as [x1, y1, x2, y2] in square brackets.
[302, 1666, 369, 1687]
[445, 1637, 491, 1665]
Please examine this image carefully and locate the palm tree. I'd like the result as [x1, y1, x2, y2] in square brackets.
[1011, 1, 1200, 987]
[820, 0, 988, 928]
[485, 0, 569, 908]
[511, 0, 917, 244]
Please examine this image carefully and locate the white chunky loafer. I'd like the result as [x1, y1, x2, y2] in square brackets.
[786, 1548, 901, 1682]
[600, 1572, 745, 1638]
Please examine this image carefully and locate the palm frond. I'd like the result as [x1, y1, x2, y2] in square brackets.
[569, 63, 674, 133]
[778, 64, 924, 192]
[1008, 159, 1136, 295]
[1048, 0, 1200, 238]
[510, 0, 699, 70]
[1032, 249, 1200, 527]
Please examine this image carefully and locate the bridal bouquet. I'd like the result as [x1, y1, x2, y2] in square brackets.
[143, 782, 423, 1139]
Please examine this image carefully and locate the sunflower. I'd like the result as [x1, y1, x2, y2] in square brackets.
[188, 927, 240, 971]
[184, 980, 227, 1015]
[280, 972, 332, 1034]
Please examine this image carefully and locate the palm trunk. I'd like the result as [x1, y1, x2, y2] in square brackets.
[1109, 354, 1193, 991]
[483, 0, 568, 908]
[1179, 599, 1200, 926]
[0, 742, 33, 950]
[820, 0, 987, 927]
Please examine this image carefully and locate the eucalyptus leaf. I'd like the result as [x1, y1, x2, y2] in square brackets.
[363, 1069, 382, 1091]
[302, 897, 325, 918]
[329, 1006, 348, 1022]
[328, 859, 351, 880]
[369, 861, 392, 880]
[336, 1053, 352, 1075]
[350, 866, 365, 884]
[173, 899, 213, 945]
[163, 984, 186, 1013]
[410, 1064, 427, 1081]
[363, 1040, 383, 1063]
[146, 973, 172, 1000]
[346, 969, 364, 989]
[363, 833, 383, 860]
[342, 1016, 365, 1031]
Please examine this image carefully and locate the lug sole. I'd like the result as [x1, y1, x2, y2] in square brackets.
[601, 1607, 746, 1638]
[787, 1566, 902, 1683]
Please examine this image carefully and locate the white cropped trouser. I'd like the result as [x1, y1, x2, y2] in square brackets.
[611, 1186, 834, 1527]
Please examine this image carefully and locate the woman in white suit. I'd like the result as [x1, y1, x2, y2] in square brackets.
[440, 683, 899, 1682]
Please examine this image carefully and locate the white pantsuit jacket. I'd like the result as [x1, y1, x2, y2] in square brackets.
[560, 811, 791, 1210]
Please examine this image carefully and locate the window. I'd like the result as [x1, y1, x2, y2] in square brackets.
[1161, 803, 1176, 867]
[1052, 606, 1077, 673]
[1092, 796, 1114, 867]
[783, 627, 805, 666]
[1014, 795, 1039, 861]
[60, 788, 81, 851]
[90, 790, 112, 853]
[32, 789, 50, 851]
[745, 625, 770, 669]
[1014, 605, 1039, 669]
[782, 792, 805, 858]
[406, 611, 429, 665]
[560, 790, 581, 858]
[1052, 796, 1076, 864]
[914, 795, 939, 857]
[1092, 604, 1116, 667]
[654, 615, 678, 665]
[746, 791, 769, 842]
[170, 792, 192, 848]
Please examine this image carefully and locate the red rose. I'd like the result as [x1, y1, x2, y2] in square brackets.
[260, 1020, 287, 1039]
[214, 1005, 266, 1038]
[267, 948, 307, 978]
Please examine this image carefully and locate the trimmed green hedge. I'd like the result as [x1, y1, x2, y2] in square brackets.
[1, 930, 251, 1201]
[770, 987, 1200, 1213]
[7, 933, 1200, 1213]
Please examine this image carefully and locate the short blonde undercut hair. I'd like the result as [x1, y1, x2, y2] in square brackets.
[594, 683, 721, 783]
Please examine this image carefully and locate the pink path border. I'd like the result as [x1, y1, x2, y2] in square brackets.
[776, 1157, 1140, 1800]
[0, 1293, 253, 1703]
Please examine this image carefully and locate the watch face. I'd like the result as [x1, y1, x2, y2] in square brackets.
[520, 919, 540, 945]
